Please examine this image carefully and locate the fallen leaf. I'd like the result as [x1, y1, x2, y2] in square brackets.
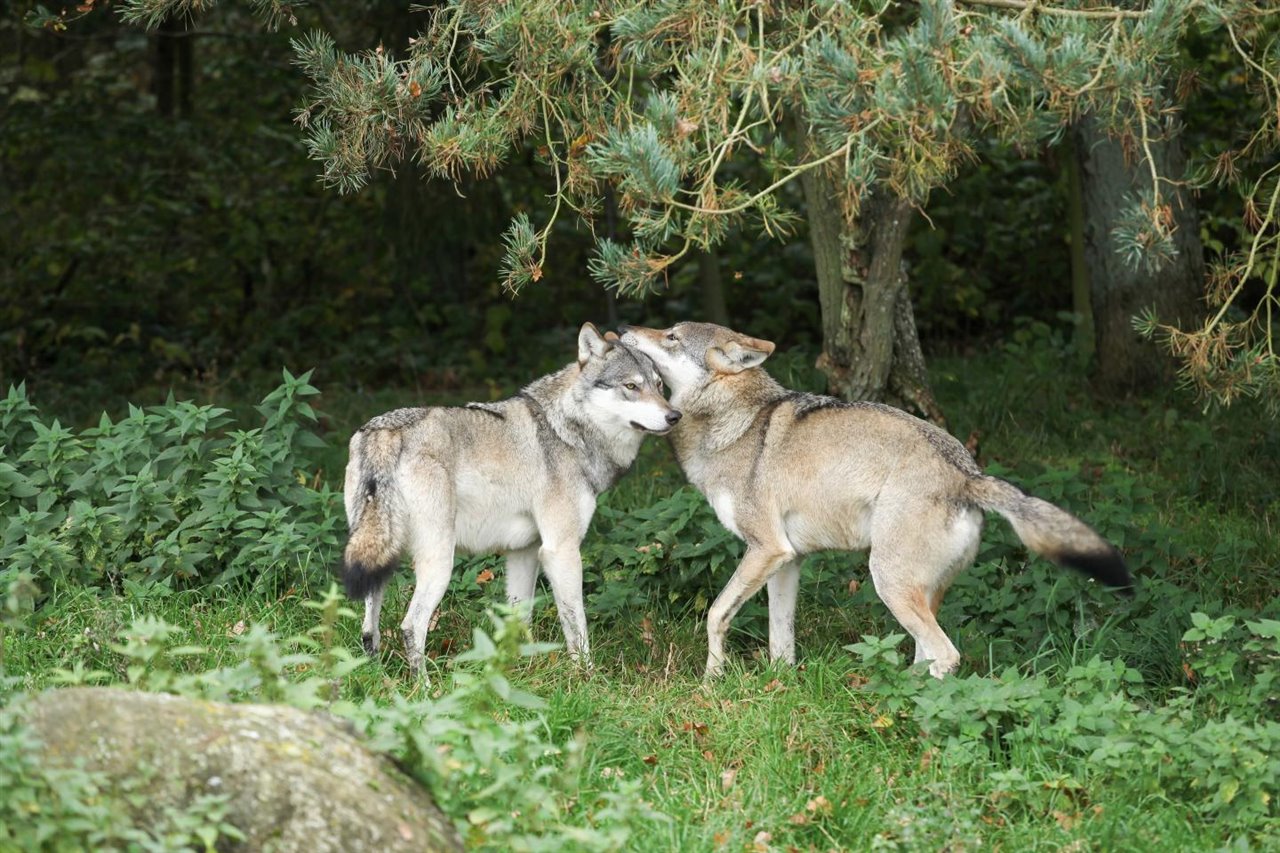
[788, 812, 808, 825]
[847, 578, 861, 595]
[229, 620, 246, 637]
[712, 830, 730, 848]
[720, 766, 737, 791]
[763, 678, 785, 693]
[1052, 809, 1079, 831]
[642, 754, 658, 766]
[702, 749, 715, 762]
[871, 714, 894, 729]
[806, 795, 832, 816]
[752, 830, 772, 851]
[476, 569, 495, 585]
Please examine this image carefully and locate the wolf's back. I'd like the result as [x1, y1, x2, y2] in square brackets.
[967, 475, 1133, 593]
[342, 428, 407, 599]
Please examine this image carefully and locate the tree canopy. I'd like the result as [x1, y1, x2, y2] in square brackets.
[35, 0, 1280, 411]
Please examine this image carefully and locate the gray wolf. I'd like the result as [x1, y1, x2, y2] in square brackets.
[342, 323, 680, 676]
[619, 321, 1132, 678]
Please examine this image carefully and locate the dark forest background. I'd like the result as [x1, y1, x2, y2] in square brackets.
[4, 1, 1262, 415]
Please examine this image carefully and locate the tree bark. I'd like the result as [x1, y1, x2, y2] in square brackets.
[1063, 135, 1095, 359]
[153, 17, 176, 118]
[798, 164, 945, 427]
[1074, 114, 1205, 392]
[697, 248, 730, 326]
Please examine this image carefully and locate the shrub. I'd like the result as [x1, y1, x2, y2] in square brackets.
[845, 622, 1280, 839]
[0, 371, 343, 597]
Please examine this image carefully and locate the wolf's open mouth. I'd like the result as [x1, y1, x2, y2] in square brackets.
[630, 421, 673, 435]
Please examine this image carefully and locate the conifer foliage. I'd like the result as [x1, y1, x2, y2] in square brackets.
[118, 0, 1280, 409]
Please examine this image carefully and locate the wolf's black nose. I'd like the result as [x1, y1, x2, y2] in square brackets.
[665, 410, 682, 425]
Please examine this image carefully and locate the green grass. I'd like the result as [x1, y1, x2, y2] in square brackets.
[4, 334, 1278, 849]
[5, 581, 1265, 851]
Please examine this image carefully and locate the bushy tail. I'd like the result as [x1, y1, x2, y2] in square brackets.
[341, 430, 406, 600]
[968, 475, 1134, 594]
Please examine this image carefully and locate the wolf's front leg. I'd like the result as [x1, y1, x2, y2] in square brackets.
[706, 545, 796, 678]
[538, 543, 591, 669]
[504, 545, 541, 620]
[766, 560, 800, 665]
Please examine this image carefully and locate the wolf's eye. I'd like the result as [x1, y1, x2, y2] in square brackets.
[623, 382, 638, 391]
[665, 332, 677, 342]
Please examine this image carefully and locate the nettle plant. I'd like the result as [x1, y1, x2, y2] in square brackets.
[0, 370, 343, 598]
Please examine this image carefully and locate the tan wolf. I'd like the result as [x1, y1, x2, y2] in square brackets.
[342, 324, 680, 676]
[619, 321, 1132, 678]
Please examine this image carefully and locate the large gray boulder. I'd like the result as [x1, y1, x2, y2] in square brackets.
[18, 687, 462, 852]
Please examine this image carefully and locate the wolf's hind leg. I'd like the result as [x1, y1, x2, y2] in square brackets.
[362, 585, 386, 656]
[400, 550, 453, 678]
[868, 547, 962, 678]
[398, 465, 456, 678]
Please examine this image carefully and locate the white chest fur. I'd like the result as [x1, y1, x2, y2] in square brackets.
[708, 490, 742, 539]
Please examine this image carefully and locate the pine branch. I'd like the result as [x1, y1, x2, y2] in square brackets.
[953, 0, 1153, 19]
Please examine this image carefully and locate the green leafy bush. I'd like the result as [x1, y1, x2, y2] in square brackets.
[846, 623, 1280, 840]
[0, 371, 342, 597]
[586, 486, 742, 616]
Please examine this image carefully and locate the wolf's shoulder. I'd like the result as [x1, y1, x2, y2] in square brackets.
[359, 407, 431, 432]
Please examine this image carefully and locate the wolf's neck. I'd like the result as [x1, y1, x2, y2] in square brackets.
[671, 370, 788, 458]
[522, 365, 641, 492]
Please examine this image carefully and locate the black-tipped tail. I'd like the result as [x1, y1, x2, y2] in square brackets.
[341, 559, 397, 600]
[1057, 546, 1135, 597]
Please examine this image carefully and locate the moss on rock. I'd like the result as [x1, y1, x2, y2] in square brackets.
[18, 687, 461, 852]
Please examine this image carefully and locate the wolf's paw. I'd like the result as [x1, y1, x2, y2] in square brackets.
[362, 632, 379, 657]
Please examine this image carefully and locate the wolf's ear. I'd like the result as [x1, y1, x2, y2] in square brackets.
[706, 338, 774, 374]
[603, 331, 620, 343]
[578, 323, 613, 365]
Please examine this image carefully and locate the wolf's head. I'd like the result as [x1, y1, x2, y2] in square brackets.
[576, 323, 682, 434]
[617, 322, 775, 404]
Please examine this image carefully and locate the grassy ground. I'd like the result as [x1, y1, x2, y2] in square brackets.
[4, 335, 1279, 850]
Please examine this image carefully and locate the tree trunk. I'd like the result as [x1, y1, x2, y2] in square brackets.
[697, 248, 730, 326]
[798, 165, 945, 427]
[153, 17, 176, 118]
[1074, 114, 1205, 392]
[1063, 135, 1095, 359]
